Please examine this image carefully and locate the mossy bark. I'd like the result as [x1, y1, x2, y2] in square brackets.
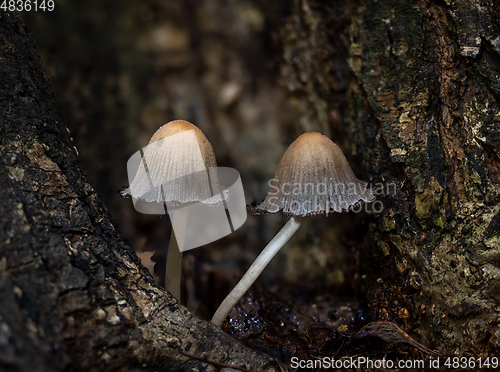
[0, 12, 284, 371]
[279, 0, 500, 354]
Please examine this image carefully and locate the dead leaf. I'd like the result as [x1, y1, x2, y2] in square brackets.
[354, 321, 440, 356]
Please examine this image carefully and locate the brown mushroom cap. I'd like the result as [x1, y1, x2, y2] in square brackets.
[148, 120, 217, 171]
[249, 132, 376, 217]
[128, 120, 223, 206]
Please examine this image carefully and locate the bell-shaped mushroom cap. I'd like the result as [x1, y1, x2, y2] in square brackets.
[127, 120, 225, 207]
[147, 120, 216, 168]
[249, 132, 375, 217]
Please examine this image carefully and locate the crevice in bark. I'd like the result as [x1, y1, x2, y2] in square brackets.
[0, 11, 285, 372]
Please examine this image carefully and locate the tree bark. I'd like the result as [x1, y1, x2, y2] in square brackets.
[0, 12, 284, 372]
[279, 0, 500, 354]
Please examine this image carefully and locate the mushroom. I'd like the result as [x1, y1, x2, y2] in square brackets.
[211, 132, 375, 326]
[123, 119, 223, 300]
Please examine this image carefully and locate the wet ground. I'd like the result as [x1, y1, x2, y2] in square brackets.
[144, 255, 442, 371]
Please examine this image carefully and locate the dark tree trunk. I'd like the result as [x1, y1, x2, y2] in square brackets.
[0, 12, 284, 372]
[279, 0, 500, 354]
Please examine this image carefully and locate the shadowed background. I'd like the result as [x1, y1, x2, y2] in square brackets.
[24, 0, 372, 320]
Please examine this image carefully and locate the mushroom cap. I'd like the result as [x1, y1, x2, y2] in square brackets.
[148, 120, 216, 170]
[128, 120, 225, 206]
[249, 132, 376, 217]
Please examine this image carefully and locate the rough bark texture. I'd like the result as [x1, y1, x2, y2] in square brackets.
[280, 0, 500, 355]
[0, 12, 284, 372]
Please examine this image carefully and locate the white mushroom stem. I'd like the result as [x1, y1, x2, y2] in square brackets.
[211, 217, 302, 326]
[165, 208, 188, 300]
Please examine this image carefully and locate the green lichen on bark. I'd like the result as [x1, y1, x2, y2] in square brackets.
[279, 0, 500, 355]
[348, 0, 500, 353]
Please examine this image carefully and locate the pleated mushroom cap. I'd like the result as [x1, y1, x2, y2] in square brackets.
[249, 132, 375, 217]
[147, 120, 216, 169]
[127, 120, 224, 206]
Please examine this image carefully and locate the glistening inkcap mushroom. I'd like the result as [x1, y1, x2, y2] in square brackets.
[122, 119, 225, 300]
[125, 120, 222, 206]
[212, 132, 375, 326]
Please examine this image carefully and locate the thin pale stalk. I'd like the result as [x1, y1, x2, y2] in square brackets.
[211, 217, 302, 326]
[165, 208, 188, 300]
